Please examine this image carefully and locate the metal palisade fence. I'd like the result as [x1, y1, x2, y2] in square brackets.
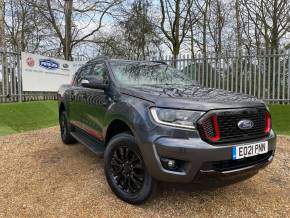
[160, 49, 290, 104]
[0, 49, 290, 103]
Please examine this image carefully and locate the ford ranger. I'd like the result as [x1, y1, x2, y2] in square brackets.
[58, 57, 276, 204]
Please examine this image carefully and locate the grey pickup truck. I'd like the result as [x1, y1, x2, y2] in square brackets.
[58, 57, 276, 204]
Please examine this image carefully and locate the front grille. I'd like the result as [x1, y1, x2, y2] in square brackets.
[210, 151, 272, 172]
[202, 116, 216, 138]
[197, 108, 270, 144]
[217, 109, 267, 141]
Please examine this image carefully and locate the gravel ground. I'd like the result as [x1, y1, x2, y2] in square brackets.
[0, 127, 289, 218]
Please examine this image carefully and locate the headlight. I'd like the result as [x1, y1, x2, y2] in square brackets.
[150, 107, 205, 129]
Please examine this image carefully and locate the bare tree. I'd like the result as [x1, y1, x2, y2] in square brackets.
[3, 0, 290, 58]
[5, 0, 48, 52]
[241, 0, 290, 51]
[119, 0, 161, 59]
[29, 0, 120, 60]
[192, 0, 211, 57]
[159, 0, 193, 64]
[207, 0, 226, 55]
[186, 0, 201, 58]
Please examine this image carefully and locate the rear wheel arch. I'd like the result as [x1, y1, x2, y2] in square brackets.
[59, 102, 66, 115]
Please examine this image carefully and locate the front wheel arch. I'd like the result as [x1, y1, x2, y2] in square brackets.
[105, 119, 134, 145]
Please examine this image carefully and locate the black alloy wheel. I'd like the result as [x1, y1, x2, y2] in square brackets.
[110, 146, 145, 194]
[60, 112, 67, 138]
[59, 111, 76, 144]
[104, 133, 156, 204]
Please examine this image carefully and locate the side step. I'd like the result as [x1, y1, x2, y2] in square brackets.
[71, 129, 105, 157]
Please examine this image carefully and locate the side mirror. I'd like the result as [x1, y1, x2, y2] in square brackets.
[81, 76, 109, 90]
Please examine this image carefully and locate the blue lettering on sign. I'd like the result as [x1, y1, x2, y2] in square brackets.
[39, 59, 60, 70]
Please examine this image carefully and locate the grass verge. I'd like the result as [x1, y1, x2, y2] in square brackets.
[269, 104, 290, 136]
[0, 101, 58, 136]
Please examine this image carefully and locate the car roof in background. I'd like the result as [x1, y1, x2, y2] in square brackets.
[85, 56, 167, 65]
[108, 59, 168, 66]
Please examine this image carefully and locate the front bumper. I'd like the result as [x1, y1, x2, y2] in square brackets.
[140, 129, 276, 183]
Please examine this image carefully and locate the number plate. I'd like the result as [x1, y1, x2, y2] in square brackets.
[232, 141, 268, 160]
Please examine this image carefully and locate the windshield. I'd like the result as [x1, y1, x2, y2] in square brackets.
[109, 61, 194, 87]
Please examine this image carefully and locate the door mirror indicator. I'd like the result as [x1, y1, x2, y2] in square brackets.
[81, 79, 90, 85]
[81, 77, 109, 90]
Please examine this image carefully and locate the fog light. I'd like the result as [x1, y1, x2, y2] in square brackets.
[160, 157, 177, 170]
[167, 160, 176, 168]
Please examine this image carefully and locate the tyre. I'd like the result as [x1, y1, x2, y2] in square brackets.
[59, 111, 77, 144]
[104, 133, 157, 204]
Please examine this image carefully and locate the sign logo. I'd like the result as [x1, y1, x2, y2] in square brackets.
[39, 59, 60, 70]
[63, 63, 69, 69]
[26, 57, 35, 67]
[238, 119, 254, 130]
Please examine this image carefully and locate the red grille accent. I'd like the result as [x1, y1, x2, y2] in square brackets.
[204, 115, 220, 141]
[264, 111, 271, 134]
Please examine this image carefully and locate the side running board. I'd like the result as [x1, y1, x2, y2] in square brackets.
[71, 129, 105, 157]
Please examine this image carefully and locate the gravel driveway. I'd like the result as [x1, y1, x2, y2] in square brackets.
[0, 127, 289, 217]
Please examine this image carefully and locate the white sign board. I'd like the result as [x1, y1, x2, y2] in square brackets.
[21, 52, 76, 92]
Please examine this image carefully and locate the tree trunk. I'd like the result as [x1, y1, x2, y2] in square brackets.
[172, 0, 181, 65]
[64, 0, 73, 60]
[270, 0, 279, 50]
[172, 44, 179, 67]
[0, 0, 4, 49]
[202, 0, 209, 58]
[217, 0, 222, 54]
[235, 0, 242, 51]
[188, 9, 195, 59]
